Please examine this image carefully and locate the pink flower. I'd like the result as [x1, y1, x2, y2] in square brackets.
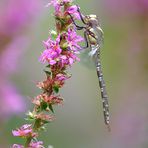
[40, 35, 62, 65]
[12, 124, 36, 138]
[12, 144, 24, 148]
[46, 0, 80, 18]
[54, 73, 70, 87]
[65, 5, 81, 20]
[29, 141, 44, 148]
[55, 73, 70, 81]
[12, 141, 44, 148]
[66, 28, 84, 51]
[46, 0, 61, 13]
[46, 0, 72, 14]
[59, 51, 80, 67]
[47, 0, 73, 8]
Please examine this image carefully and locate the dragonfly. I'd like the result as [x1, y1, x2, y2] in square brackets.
[68, 6, 110, 131]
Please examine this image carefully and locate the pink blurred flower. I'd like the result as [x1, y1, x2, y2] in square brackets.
[0, 82, 25, 119]
[0, 0, 40, 36]
[0, 37, 27, 76]
[104, 0, 148, 19]
[0, 0, 42, 121]
[0, 37, 27, 120]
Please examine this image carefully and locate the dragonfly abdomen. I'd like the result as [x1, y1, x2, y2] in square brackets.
[96, 52, 110, 127]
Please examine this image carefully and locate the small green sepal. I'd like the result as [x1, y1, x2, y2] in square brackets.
[50, 30, 58, 40]
[46, 64, 50, 68]
[53, 85, 59, 93]
[44, 70, 51, 77]
[48, 104, 54, 113]
[41, 101, 48, 111]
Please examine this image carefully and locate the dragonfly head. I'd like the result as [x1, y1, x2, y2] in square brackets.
[85, 14, 99, 27]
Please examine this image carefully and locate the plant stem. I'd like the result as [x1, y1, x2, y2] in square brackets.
[25, 137, 32, 148]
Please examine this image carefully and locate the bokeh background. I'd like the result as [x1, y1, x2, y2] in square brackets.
[0, 0, 148, 148]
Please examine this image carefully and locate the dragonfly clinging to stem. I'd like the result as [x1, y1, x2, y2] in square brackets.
[68, 5, 110, 131]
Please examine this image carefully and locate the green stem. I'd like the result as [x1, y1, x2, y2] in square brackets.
[25, 137, 32, 148]
[24, 120, 41, 147]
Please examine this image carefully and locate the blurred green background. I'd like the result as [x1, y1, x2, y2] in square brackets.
[0, 0, 148, 148]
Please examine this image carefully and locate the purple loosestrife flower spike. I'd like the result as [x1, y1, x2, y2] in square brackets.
[12, 0, 83, 147]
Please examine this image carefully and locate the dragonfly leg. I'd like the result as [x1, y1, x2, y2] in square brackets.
[80, 30, 89, 49]
[76, 5, 87, 25]
[68, 13, 85, 30]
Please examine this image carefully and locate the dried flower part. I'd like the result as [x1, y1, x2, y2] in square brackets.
[32, 94, 63, 114]
[34, 113, 55, 122]
[35, 94, 63, 105]
[36, 73, 70, 95]
[37, 78, 53, 91]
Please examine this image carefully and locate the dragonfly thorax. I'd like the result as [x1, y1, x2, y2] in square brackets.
[87, 28, 98, 45]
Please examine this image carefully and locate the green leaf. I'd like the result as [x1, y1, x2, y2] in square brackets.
[40, 126, 46, 131]
[25, 117, 34, 121]
[48, 104, 54, 113]
[41, 101, 48, 111]
[44, 70, 51, 77]
[46, 64, 50, 68]
[43, 120, 49, 124]
[25, 111, 34, 120]
[53, 85, 59, 93]
[55, 16, 66, 25]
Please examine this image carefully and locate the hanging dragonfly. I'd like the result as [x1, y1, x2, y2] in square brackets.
[68, 6, 110, 130]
